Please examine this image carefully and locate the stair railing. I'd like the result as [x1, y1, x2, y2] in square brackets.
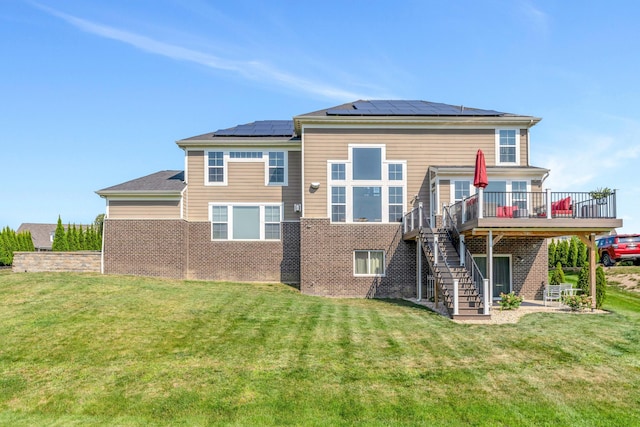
[442, 204, 487, 311]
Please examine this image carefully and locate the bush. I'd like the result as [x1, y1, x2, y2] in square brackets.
[596, 266, 607, 309]
[498, 291, 523, 310]
[550, 262, 565, 285]
[562, 294, 592, 312]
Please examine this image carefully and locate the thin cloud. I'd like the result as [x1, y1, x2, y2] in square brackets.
[31, 3, 368, 101]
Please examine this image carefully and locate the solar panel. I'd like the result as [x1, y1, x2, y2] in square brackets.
[213, 120, 294, 137]
[327, 100, 504, 116]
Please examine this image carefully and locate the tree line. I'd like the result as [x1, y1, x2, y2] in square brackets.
[51, 215, 103, 251]
[0, 227, 35, 266]
[0, 215, 104, 266]
[548, 236, 591, 268]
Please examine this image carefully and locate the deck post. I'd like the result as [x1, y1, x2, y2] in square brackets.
[487, 229, 493, 301]
[417, 238, 422, 302]
[478, 188, 484, 219]
[546, 188, 552, 219]
[453, 279, 459, 316]
[460, 235, 465, 267]
[590, 233, 597, 311]
[461, 198, 466, 224]
[418, 202, 423, 229]
[483, 279, 490, 315]
[433, 234, 439, 265]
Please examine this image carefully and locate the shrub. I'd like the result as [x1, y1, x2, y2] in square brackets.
[550, 262, 565, 285]
[562, 294, 592, 312]
[596, 266, 607, 309]
[498, 291, 523, 310]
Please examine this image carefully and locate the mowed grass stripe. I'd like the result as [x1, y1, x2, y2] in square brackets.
[0, 272, 639, 426]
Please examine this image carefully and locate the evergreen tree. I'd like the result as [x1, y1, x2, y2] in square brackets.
[0, 229, 9, 265]
[577, 263, 590, 294]
[77, 225, 86, 250]
[596, 266, 607, 309]
[52, 216, 69, 251]
[576, 240, 587, 268]
[548, 239, 557, 268]
[556, 240, 569, 267]
[568, 236, 579, 268]
[550, 262, 566, 285]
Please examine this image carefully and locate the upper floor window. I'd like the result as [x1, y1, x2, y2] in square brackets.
[496, 129, 520, 165]
[207, 151, 225, 184]
[328, 145, 406, 223]
[353, 147, 381, 180]
[453, 181, 471, 202]
[268, 152, 286, 185]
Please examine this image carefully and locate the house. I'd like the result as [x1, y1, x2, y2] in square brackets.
[97, 100, 622, 318]
[17, 223, 95, 251]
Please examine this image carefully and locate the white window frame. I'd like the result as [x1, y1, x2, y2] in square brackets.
[353, 250, 386, 276]
[208, 202, 283, 241]
[265, 151, 288, 186]
[205, 150, 227, 186]
[327, 144, 407, 224]
[450, 179, 472, 203]
[495, 129, 521, 166]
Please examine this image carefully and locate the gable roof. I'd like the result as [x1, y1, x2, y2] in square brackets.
[17, 223, 90, 250]
[96, 170, 185, 196]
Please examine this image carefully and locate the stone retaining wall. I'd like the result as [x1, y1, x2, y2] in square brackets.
[12, 251, 102, 273]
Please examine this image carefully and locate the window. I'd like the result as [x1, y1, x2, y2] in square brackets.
[230, 152, 263, 159]
[331, 163, 346, 180]
[512, 181, 528, 210]
[210, 204, 281, 240]
[389, 187, 403, 222]
[453, 181, 471, 202]
[353, 187, 382, 222]
[212, 206, 228, 239]
[354, 250, 385, 276]
[331, 187, 346, 222]
[207, 151, 225, 183]
[497, 129, 518, 164]
[268, 152, 285, 185]
[353, 148, 381, 180]
[264, 206, 281, 240]
[389, 163, 403, 181]
[327, 146, 406, 223]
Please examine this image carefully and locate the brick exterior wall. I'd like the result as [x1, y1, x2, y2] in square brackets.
[103, 219, 300, 283]
[300, 218, 416, 298]
[186, 221, 300, 283]
[103, 219, 187, 279]
[12, 251, 101, 273]
[466, 236, 548, 300]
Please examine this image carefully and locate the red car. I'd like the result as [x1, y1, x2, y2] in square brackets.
[597, 234, 640, 266]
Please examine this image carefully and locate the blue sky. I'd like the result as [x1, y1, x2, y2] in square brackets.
[2, 0, 639, 233]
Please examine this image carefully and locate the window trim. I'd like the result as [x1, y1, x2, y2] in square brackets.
[265, 151, 288, 186]
[353, 250, 386, 277]
[205, 150, 227, 186]
[450, 179, 472, 203]
[208, 202, 283, 241]
[495, 129, 521, 166]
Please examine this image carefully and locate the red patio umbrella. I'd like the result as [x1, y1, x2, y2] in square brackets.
[473, 149, 488, 188]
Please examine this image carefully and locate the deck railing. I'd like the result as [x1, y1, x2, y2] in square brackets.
[450, 190, 617, 226]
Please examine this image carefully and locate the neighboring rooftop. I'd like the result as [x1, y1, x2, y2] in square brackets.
[96, 170, 185, 195]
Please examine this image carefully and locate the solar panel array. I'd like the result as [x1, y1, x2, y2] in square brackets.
[213, 120, 294, 137]
[326, 100, 504, 116]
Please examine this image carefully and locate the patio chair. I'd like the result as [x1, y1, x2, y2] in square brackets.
[543, 284, 562, 306]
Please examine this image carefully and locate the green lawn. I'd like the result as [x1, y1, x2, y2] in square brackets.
[1, 272, 639, 426]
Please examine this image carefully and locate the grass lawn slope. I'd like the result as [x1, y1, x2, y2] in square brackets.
[1, 272, 639, 426]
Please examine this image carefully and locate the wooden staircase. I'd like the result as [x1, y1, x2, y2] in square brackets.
[420, 229, 490, 320]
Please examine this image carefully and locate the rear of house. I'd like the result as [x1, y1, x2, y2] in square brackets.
[97, 100, 622, 317]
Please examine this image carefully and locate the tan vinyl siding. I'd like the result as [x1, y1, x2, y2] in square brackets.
[303, 128, 497, 218]
[185, 150, 301, 221]
[520, 129, 528, 165]
[439, 180, 451, 206]
[108, 200, 181, 219]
